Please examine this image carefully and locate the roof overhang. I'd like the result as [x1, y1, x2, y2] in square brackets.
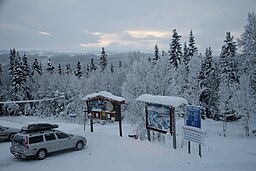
[82, 91, 125, 104]
[135, 94, 188, 108]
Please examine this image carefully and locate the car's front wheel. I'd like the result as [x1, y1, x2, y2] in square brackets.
[36, 149, 47, 160]
[75, 141, 84, 150]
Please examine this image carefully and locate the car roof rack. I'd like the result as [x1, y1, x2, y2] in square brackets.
[21, 123, 59, 133]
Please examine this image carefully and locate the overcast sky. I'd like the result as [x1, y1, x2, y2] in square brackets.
[0, 0, 255, 55]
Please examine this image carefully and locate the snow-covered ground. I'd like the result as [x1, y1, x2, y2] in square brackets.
[0, 116, 256, 171]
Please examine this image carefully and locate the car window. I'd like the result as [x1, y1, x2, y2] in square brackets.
[13, 135, 25, 145]
[29, 135, 43, 144]
[56, 132, 69, 139]
[44, 133, 56, 141]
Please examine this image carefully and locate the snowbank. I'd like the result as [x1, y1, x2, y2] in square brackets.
[0, 116, 256, 171]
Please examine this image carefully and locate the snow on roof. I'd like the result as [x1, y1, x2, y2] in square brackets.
[82, 91, 125, 103]
[135, 94, 188, 108]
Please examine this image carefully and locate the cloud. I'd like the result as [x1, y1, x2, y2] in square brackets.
[36, 31, 50, 36]
[0, 23, 51, 36]
[79, 43, 89, 47]
[84, 30, 101, 36]
[81, 30, 139, 48]
[125, 30, 169, 39]
[0, 23, 26, 31]
[81, 30, 170, 51]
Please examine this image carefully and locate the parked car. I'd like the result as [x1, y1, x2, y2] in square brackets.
[10, 123, 87, 160]
[0, 125, 20, 142]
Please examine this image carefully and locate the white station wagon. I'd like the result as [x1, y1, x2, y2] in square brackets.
[10, 123, 87, 160]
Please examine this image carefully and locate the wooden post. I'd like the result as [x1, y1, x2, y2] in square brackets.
[84, 112, 86, 132]
[147, 129, 151, 142]
[145, 104, 151, 142]
[86, 100, 93, 132]
[119, 115, 122, 137]
[171, 107, 177, 149]
[84, 119, 86, 131]
[90, 117, 93, 132]
[199, 144, 202, 158]
[188, 141, 191, 154]
[116, 104, 122, 137]
[223, 115, 226, 137]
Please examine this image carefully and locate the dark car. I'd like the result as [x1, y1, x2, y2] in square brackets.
[0, 125, 20, 141]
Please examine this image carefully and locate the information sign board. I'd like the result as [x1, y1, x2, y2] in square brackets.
[186, 105, 201, 128]
[182, 125, 205, 145]
[146, 103, 171, 133]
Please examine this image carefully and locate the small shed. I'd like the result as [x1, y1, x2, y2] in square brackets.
[82, 91, 125, 121]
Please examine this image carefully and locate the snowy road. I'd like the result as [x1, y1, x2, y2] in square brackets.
[1, 116, 256, 171]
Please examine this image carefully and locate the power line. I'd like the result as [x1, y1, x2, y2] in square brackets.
[0, 97, 59, 104]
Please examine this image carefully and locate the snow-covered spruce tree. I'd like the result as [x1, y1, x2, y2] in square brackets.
[238, 12, 256, 136]
[237, 56, 255, 136]
[85, 64, 90, 78]
[99, 47, 108, 73]
[22, 53, 30, 78]
[238, 12, 256, 94]
[110, 62, 127, 96]
[9, 50, 26, 100]
[31, 58, 42, 75]
[40, 59, 59, 97]
[74, 60, 83, 78]
[30, 58, 43, 111]
[9, 48, 17, 77]
[152, 44, 160, 62]
[178, 31, 198, 103]
[39, 62, 42, 74]
[90, 58, 97, 72]
[118, 60, 122, 68]
[162, 50, 166, 57]
[8, 49, 30, 115]
[183, 42, 190, 67]
[110, 63, 114, 73]
[218, 32, 239, 118]
[66, 64, 72, 75]
[21, 53, 33, 110]
[172, 52, 202, 106]
[188, 30, 198, 58]
[179, 42, 190, 97]
[168, 29, 182, 70]
[199, 47, 219, 118]
[46, 58, 55, 74]
[58, 63, 62, 76]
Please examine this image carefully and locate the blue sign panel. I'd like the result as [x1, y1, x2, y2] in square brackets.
[147, 103, 171, 133]
[89, 100, 105, 111]
[186, 105, 201, 128]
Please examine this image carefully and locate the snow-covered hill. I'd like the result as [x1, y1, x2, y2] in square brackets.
[0, 116, 256, 171]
